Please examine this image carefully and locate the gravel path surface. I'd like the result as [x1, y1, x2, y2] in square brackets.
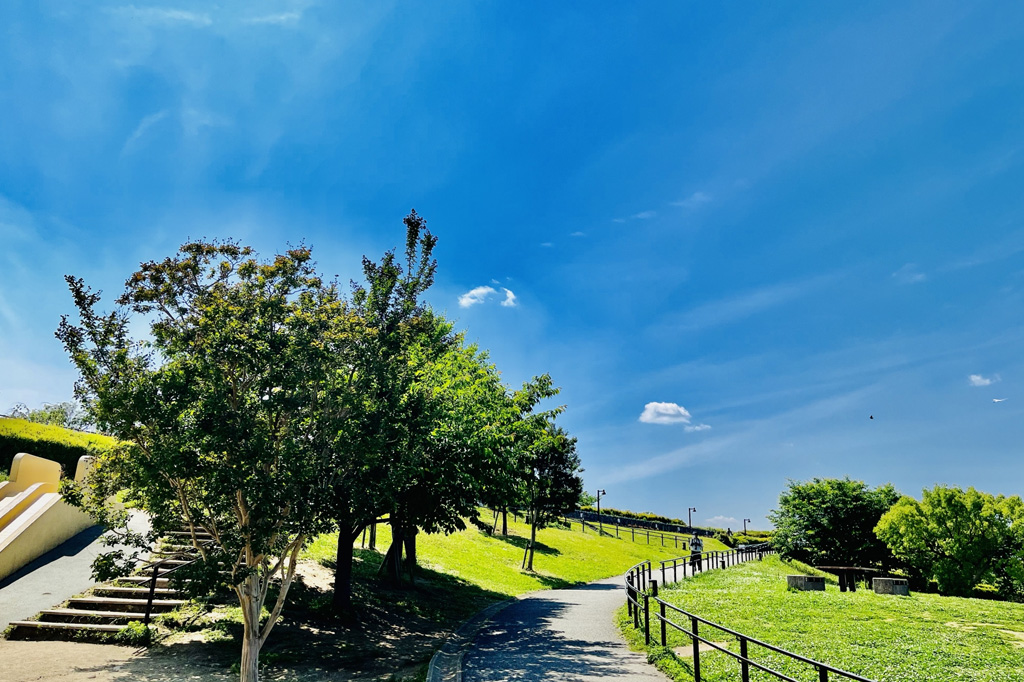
[462, 575, 669, 682]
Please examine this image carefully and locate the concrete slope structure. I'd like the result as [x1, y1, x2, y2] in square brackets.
[0, 453, 96, 581]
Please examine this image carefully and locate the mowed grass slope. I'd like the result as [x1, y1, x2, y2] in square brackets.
[619, 555, 1024, 682]
[0, 417, 118, 477]
[305, 514, 727, 597]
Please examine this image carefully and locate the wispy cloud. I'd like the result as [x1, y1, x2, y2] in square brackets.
[121, 110, 169, 154]
[685, 423, 711, 432]
[706, 515, 738, 527]
[639, 401, 693, 425]
[969, 373, 999, 387]
[671, 191, 712, 209]
[570, 231, 585, 237]
[540, 242, 554, 247]
[458, 285, 518, 308]
[667, 275, 835, 332]
[113, 6, 213, 27]
[892, 263, 926, 284]
[613, 210, 657, 223]
[244, 12, 303, 25]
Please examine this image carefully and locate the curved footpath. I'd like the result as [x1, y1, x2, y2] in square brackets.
[457, 574, 671, 682]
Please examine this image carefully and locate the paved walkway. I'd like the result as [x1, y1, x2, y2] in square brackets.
[462, 574, 669, 682]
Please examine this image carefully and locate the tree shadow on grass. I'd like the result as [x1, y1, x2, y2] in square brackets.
[491, 533, 560, 556]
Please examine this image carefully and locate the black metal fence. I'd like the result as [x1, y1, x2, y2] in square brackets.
[624, 544, 876, 682]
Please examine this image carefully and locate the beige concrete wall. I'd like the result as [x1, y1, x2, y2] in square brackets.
[0, 453, 96, 581]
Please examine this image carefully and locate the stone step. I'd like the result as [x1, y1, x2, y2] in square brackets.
[66, 597, 185, 612]
[38, 608, 148, 622]
[8, 620, 126, 633]
[93, 586, 182, 597]
[118, 576, 172, 586]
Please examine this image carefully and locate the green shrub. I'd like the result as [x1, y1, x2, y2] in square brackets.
[112, 621, 152, 646]
[0, 418, 118, 478]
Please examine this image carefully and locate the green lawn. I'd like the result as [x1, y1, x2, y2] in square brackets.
[618, 555, 1024, 682]
[303, 513, 727, 597]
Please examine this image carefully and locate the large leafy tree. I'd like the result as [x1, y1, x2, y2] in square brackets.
[57, 242, 340, 682]
[875, 485, 1024, 597]
[768, 477, 900, 567]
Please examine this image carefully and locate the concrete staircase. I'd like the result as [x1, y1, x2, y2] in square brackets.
[5, 527, 215, 640]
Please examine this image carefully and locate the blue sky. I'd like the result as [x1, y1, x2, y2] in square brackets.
[3, 2, 1024, 530]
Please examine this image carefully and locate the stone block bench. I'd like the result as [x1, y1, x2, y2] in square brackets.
[872, 577, 909, 596]
[786, 575, 825, 591]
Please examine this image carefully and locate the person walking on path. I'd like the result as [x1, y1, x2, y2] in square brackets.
[690, 534, 704, 573]
[460, 575, 667, 681]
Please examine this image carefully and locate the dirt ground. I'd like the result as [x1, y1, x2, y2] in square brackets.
[0, 559, 493, 682]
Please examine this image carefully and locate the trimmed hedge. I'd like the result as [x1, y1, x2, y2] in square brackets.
[0, 418, 118, 479]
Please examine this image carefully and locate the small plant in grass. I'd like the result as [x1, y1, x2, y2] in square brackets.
[112, 621, 152, 646]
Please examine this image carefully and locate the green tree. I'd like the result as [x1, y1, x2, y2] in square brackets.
[512, 376, 583, 571]
[875, 485, 1024, 597]
[57, 241, 339, 682]
[768, 477, 900, 567]
[9, 401, 93, 431]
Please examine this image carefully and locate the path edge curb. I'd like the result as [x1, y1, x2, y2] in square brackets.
[426, 598, 515, 682]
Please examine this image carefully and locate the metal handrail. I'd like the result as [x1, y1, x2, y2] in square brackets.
[623, 544, 875, 682]
[139, 537, 215, 625]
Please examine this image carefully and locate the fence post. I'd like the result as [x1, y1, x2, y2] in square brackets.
[627, 573, 634, 618]
[660, 601, 667, 646]
[661, 562, 666, 585]
[647, 529, 650, 544]
[740, 637, 750, 682]
[631, 526, 635, 542]
[691, 616, 701, 682]
[643, 593, 651, 645]
[818, 665, 828, 682]
[673, 560, 678, 583]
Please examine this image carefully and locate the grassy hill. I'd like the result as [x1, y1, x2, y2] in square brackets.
[304, 513, 728, 597]
[619, 554, 1024, 682]
[0, 417, 118, 479]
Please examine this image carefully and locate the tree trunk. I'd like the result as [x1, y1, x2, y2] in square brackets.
[502, 509, 508, 536]
[240, 629, 261, 682]
[403, 528, 418, 584]
[239, 574, 264, 682]
[526, 510, 538, 571]
[369, 522, 376, 550]
[379, 522, 405, 584]
[332, 531, 355, 612]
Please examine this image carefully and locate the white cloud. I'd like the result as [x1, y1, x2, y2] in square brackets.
[969, 373, 999, 387]
[685, 423, 711, 432]
[671, 191, 712, 209]
[632, 210, 657, 220]
[244, 12, 302, 25]
[892, 263, 927, 284]
[570, 231, 585, 237]
[459, 285, 518, 308]
[706, 515, 738, 527]
[113, 6, 213, 27]
[121, 110, 168, 154]
[458, 286, 497, 308]
[639, 402, 692, 425]
[668, 275, 835, 332]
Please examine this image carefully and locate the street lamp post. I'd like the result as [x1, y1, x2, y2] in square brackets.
[596, 489, 606, 534]
[743, 518, 751, 535]
[688, 507, 697, 531]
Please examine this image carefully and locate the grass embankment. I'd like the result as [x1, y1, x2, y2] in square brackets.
[619, 554, 1024, 682]
[305, 514, 725, 596]
[0, 417, 118, 477]
[143, 512, 713, 680]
